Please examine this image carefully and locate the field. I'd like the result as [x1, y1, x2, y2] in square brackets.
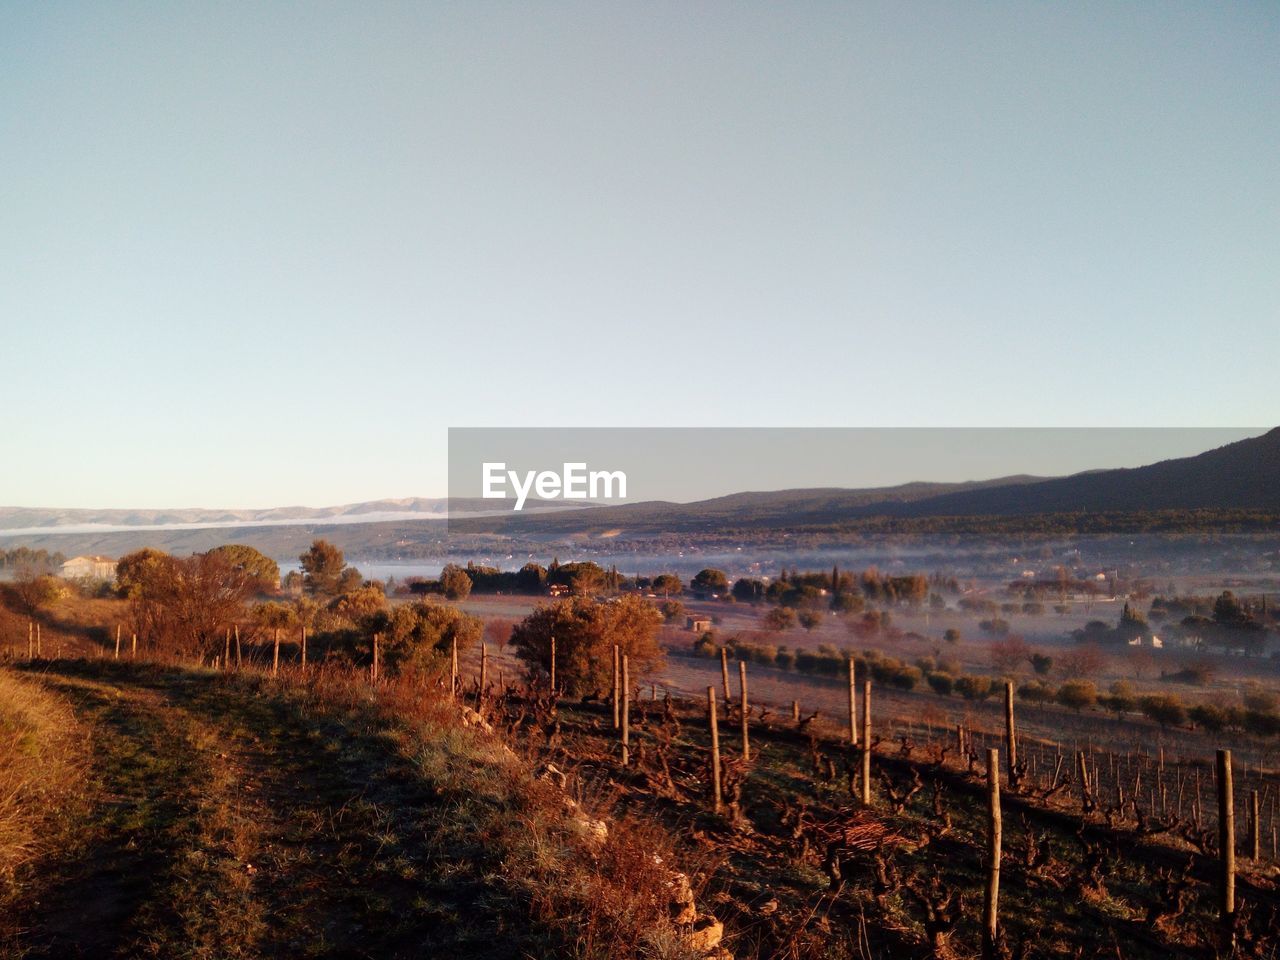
[3, 584, 1279, 959]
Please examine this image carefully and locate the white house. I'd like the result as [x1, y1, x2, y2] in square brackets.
[59, 555, 116, 580]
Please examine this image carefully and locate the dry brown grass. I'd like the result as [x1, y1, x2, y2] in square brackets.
[0, 670, 89, 906]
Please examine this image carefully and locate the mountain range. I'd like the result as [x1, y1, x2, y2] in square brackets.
[3, 428, 1277, 558]
[450, 427, 1280, 536]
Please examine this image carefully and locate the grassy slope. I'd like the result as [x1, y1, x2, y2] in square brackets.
[0, 671, 91, 945]
[0, 661, 700, 960]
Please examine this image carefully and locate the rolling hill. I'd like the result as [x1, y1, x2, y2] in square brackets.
[3, 429, 1277, 559]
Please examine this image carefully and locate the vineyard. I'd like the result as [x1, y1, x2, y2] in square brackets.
[463, 640, 1280, 959]
[3, 605, 1279, 959]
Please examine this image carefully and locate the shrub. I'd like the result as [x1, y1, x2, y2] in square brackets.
[794, 650, 820, 673]
[936, 657, 961, 676]
[1018, 681, 1055, 705]
[1243, 710, 1280, 738]
[798, 611, 823, 631]
[1243, 690, 1278, 713]
[956, 675, 993, 701]
[381, 601, 482, 674]
[690, 633, 717, 657]
[1105, 680, 1136, 715]
[927, 672, 955, 696]
[1188, 703, 1226, 733]
[889, 666, 922, 691]
[870, 657, 904, 684]
[763, 607, 796, 632]
[1140, 694, 1186, 729]
[1165, 662, 1214, 685]
[511, 595, 663, 695]
[1056, 680, 1097, 713]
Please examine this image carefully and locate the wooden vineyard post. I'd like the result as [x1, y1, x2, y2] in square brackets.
[27, 621, 32, 660]
[1218, 749, 1235, 926]
[222, 628, 230, 669]
[300, 627, 307, 670]
[612, 644, 621, 729]
[621, 654, 630, 766]
[1005, 681, 1018, 788]
[115, 625, 122, 660]
[861, 679, 872, 806]
[371, 633, 380, 683]
[739, 659, 750, 762]
[956, 724, 964, 763]
[272, 629, 280, 676]
[549, 634, 556, 693]
[234, 626, 242, 669]
[983, 748, 1002, 960]
[708, 687, 722, 813]
[131, 633, 138, 660]
[479, 641, 488, 705]
[450, 636, 459, 700]
[1249, 789, 1260, 862]
[35, 623, 41, 658]
[720, 648, 731, 705]
[792, 700, 800, 722]
[1077, 751, 1093, 814]
[847, 659, 858, 746]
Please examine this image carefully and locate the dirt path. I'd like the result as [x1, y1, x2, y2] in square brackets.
[4, 662, 543, 960]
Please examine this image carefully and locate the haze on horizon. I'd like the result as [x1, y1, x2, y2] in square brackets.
[2, 3, 1277, 510]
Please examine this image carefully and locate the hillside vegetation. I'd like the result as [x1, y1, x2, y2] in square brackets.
[0, 660, 712, 960]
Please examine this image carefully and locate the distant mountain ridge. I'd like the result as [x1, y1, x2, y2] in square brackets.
[3, 429, 1277, 555]
[0, 498, 453, 531]
[453, 427, 1280, 535]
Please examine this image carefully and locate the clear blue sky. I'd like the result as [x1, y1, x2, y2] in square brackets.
[2, 2, 1276, 508]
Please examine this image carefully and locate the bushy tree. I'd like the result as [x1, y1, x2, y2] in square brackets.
[116, 548, 171, 599]
[927, 672, 955, 696]
[439, 564, 473, 600]
[252, 600, 298, 632]
[510, 595, 663, 695]
[382, 601, 481, 674]
[1188, 703, 1226, 733]
[1105, 679, 1137, 715]
[300, 540, 358, 596]
[1056, 680, 1097, 713]
[1018, 681, 1055, 705]
[690, 568, 729, 597]
[651, 573, 683, 597]
[956, 675, 993, 700]
[207, 545, 280, 592]
[989, 636, 1030, 675]
[336, 567, 364, 594]
[118, 549, 262, 658]
[659, 600, 685, 623]
[832, 591, 865, 614]
[1140, 694, 1186, 729]
[798, 610, 823, 631]
[10, 571, 63, 615]
[979, 617, 1010, 637]
[763, 607, 796, 632]
[330, 585, 389, 627]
